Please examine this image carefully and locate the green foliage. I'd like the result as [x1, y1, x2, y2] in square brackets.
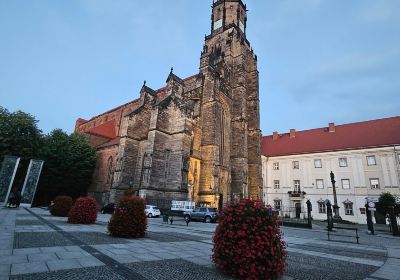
[0, 107, 43, 160]
[37, 130, 97, 203]
[0, 106, 97, 205]
[377, 192, 398, 215]
[0, 107, 43, 195]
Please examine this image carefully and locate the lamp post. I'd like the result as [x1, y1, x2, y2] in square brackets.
[330, 171, 342, 221]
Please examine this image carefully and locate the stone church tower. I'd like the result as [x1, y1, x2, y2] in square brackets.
[75, 0, 262, 208]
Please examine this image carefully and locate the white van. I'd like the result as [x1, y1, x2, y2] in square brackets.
[145, 205, 160, 218]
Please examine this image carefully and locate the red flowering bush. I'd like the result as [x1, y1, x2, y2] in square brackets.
[213, 199, 287, 280]
[108, 196, 147, 238]
[68, 196, 98, 224]
[50, 195, 73, 217]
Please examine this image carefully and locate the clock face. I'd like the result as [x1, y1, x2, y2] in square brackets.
[214, 19, 223, 30]
[239, 21, 245, 33]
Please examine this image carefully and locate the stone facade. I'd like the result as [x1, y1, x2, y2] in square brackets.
[75, 0, 262, 208]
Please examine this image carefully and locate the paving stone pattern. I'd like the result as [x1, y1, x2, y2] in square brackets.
[146, 231, 210, 242]
[15, 220, 44, 226]
[9, 266, 126, 280]
[286, 252, 378, 280]
[14, 232, 75, 248]
[2, 207, 400, 280]
[291, 243, 387, 261]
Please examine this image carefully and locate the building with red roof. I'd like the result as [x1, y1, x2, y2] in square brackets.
[261, 116, 400, 224]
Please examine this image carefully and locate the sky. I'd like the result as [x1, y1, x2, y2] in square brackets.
[1, 0, 399, 135]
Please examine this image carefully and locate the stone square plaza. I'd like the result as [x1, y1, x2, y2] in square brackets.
[0, 207, 399, 280]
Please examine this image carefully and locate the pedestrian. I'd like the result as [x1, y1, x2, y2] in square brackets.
[7, 188, 16, 208]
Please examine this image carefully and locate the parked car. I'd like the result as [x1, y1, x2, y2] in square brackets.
[100, 203, 115, 214]
[183, 207, 218, 223]
[145, 205, 161, 218]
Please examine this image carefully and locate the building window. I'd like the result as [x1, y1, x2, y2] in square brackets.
[164, 150, 171, 179]
[292, 161, 299, 169]
[339, 157, 348, 167]
[318, 202, 326, 213]
[367, 155, 376, 166]
[316, 179, 324, 189]
[273, 162, 279, 170]
[142, 169, 151, 184]
[274, 180, 280, 189]
[294, 180, 301, 192]
[342, 179, 350, 189]
[314, 159, 322, 168]
[274, 200, 281, 210]
[370, 178, 380, 189]
[360, 208, 366, 215]
[344, 202, 354, 215]
[106, 156, 113, 185]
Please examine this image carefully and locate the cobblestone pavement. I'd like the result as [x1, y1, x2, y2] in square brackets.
[1, 207, 400, 280]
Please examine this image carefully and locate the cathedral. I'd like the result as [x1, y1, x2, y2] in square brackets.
[75, 0, 262, 209]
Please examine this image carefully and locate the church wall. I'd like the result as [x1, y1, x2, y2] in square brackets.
[88, 145, 118, 205]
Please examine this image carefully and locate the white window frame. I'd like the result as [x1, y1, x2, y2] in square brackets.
[342, 179, 350, 189]
[367, 155, 376, 166]
[316, 179, 324, 189]
[339, 157, 348, 167]
[370, 178, 380, 189]
[274, 200, 281, 210]
[344, 203, 354, 215]
[292, 161, 299, 169]
[273, 162, 279, 170]
[294, 180, 301, 192]
[274, 180, 280, 189]
[314, 159, 322, 168]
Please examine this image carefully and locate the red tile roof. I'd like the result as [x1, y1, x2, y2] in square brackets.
[261, 116, 400, 157]
[86, 119, 116, 139]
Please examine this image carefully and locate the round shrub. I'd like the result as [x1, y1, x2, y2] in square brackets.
[108, 196, 147, 238]
[213, 199, 287, 280]
[50, 195, 73, 217]
[68, 196, 98, 224]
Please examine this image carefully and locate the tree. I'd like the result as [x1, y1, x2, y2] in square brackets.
[0, 107, 43, 160]
[376, 192, 397, 215]
[0, 107, 43, 192]
[36, 130, 97, 205]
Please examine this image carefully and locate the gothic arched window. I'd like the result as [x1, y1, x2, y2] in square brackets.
[106, 156, 113, 185]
